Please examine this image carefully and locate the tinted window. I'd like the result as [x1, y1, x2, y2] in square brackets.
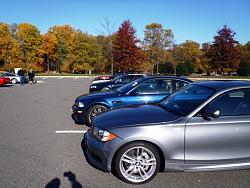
[160, 84, 215, 116]
[119, 75, 132, 84]
[172, 80, 189, 92]
[135, 79, 172, 94]
[206, 89, 250, 116]
[118, 75, 143, 84]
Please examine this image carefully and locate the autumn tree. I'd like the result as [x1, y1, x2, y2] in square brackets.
[66, 31, 102, 73]
[0, 23, 24, 70]
[237, 42, 250, 76]
[112, 20, 143, 73]
[172, 40, 202, 75]
[43, 33, 57, 72]
[143, 23, 174, 74]
[16, 23, 44, 70]
[96, 35, 115, 73]
[45, 25, 75, 71]
[208, 25, 240, 74]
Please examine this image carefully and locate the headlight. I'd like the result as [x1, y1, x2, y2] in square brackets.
[92, 127, 117, 142]
[90, 85, 97, 89]
[76, 101, 84, 107]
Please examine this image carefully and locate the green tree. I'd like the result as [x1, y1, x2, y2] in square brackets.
[96, 35, 115, 73]
[237, 42, 250, 76]
[172, 40, 202, 75]
[143, 23, 174, 74]
[67, 31, 102, 73]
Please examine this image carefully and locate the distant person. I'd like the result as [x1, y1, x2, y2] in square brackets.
[28, 69, 35, 84]
[17, 69, 25, 85]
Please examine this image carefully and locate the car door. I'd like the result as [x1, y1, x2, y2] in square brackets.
[122, 78, 188, 106]
[185, 89, 250, 164]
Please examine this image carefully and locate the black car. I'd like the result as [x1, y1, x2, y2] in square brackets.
[89, 74, 146, 92]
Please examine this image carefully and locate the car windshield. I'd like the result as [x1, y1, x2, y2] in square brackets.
[159, 84, 215, 117]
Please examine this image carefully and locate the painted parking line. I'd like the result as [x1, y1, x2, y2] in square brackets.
[42, 77, 48, 80]
[74, 77, 79, 79]
[55, 130, 87, 134]
[58, 77, 63, 80]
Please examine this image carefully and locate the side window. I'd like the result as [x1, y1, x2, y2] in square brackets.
[172, 80, 189, 92]
[135, 79, 172, 94]
[207, 89, 250, 116]
[119, 76, 132, 84]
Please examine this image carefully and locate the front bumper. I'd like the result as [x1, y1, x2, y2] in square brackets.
[84, 130, 123, 172]
[72, 105, 86, 124]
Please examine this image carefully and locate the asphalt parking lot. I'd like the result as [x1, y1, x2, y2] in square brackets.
[1, 77, 250, 188]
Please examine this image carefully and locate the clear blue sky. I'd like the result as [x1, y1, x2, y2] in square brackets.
[0, 0, 249, 44]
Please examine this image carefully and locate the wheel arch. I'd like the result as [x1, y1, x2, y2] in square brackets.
[85, 102, 111, 112]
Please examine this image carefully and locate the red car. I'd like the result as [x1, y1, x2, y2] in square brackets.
[0, 77, 10, 86]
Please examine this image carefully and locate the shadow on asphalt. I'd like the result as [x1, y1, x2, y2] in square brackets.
[45, 171, 82, 188]
[0, 84, 14, 88]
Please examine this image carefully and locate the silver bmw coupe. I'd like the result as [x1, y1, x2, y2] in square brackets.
[83, 81, 250, 184]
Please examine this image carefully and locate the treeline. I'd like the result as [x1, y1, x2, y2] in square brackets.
[0, 20, 250, 76]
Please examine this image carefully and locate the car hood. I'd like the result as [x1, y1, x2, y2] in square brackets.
[76, 90, 119, 101]
[93, 104, 181, 129]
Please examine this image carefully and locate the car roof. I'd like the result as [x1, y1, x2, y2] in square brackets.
[194, 80, 250, 91]
[139, 75, 193, 83]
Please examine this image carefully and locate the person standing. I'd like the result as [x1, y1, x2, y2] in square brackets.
[28, 69, 35, 84]
[17, 69, 25, 85]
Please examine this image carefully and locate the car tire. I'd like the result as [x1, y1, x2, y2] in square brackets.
[114, 142, 160, 184]
[11, 78, 17, 84]
[85, 105, 108, 127]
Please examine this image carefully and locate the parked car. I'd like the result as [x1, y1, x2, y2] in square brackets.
[83, 80, 250, 184]
[0, 72, 27, 84]
[92, 75, 113, 84]
[89, 74, 146, 93]
[0, 76, 10, 86]
[73, 76, 192, 126]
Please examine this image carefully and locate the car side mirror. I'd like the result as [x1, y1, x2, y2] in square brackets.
[201, 107, 220, 121]
[130, 89, 139, 96]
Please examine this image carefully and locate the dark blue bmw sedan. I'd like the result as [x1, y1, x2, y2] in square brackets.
[72, 76, 192, 126]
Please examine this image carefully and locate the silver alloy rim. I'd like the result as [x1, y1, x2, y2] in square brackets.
[119, 146, 157, 183]
[89, 106, 107, 120]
